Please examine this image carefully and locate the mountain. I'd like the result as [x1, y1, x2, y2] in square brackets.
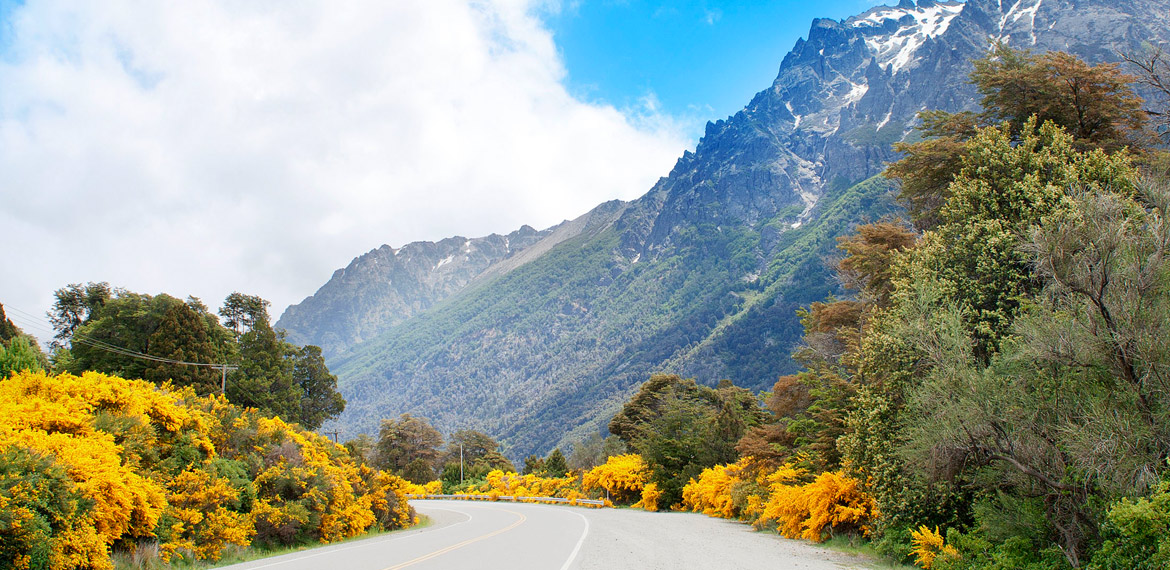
[276, 225, 552, 360]
[279, 0, 1170, 459]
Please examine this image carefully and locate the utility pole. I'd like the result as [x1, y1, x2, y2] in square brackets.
[214, 364, 238, 395]
[460, 443, 464, 483]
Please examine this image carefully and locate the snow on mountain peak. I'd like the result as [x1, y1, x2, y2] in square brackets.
[851, 1, 964, 73]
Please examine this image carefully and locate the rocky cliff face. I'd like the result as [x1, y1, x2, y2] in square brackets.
[276, 225, 554, 359]
[281, 0, 1170, 458]
[620, 0, 1169, 266]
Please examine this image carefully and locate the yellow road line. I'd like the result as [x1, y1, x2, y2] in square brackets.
[381, 509, 527, 569]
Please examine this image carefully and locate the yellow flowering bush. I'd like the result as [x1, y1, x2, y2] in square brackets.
[682, 457, 754, 519]
[582, 454, 650, 504]
[633, 482, 662, 512]
[402, 480, 442, 495]
[158, 468, 254, 561]
[248, 416, 378, 545]
[910, 525, 959, 569]
[0, 371, 173, 568]
[0, 446, 106, 570]
[357, 467, 416, 530]
[677, 455, 876, 544]
[455, 470, 585, 505]
[756, 469, 876, 542]
[0, 370, 418, 568]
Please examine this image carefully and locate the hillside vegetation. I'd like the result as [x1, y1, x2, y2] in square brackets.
[336, 174, 898, 458]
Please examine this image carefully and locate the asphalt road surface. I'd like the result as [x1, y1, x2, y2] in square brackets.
[220, 499, 881, 570]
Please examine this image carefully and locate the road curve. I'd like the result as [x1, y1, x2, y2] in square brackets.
[219, 499, 878, 570]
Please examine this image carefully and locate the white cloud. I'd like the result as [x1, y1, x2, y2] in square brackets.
[0, 0, 691, 341]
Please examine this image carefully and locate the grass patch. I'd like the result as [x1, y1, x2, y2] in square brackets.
[820, 535, 917, 569]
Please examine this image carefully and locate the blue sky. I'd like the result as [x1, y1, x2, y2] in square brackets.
[546, 0, 885, 130]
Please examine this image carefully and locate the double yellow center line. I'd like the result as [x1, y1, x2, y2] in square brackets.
[381, 509, 528, 569]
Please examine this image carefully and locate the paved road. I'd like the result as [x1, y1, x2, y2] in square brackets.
[220, 500, 879, 570]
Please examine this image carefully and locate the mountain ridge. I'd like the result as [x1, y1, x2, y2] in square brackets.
[280, 0, 1170, 459]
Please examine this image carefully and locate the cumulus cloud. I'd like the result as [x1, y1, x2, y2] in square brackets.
[0, 0, 691, 337]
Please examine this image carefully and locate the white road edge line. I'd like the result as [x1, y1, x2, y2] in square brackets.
[559, 509, 590, 570]
[239, 507, 473, 570]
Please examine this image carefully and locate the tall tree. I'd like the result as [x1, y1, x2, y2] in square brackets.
[375, 414, 443, 481]
[144, 300, 224, 394]
[889, 45, 1147, 230]
[229, 321, 296, 421]
[291, 345, 345, 430]
[973, 44, 1144, 149]
[219, 293, 270, 336]
[47, 282, 112, 348]
[611, 374, 763, 507]
[543, 448, 568, 478]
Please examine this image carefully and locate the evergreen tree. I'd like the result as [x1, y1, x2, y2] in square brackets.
[229, 322, 296, 421]
[0, 303, 20, 343]
[0, 337, 46, 376]
[543, 448, 568, 478]
[144, 301, 222, 394]
[291, 345, 345, 430]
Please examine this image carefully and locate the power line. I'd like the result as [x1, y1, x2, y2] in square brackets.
[5, 304, 233, 368]
[4, 303, 238, 393]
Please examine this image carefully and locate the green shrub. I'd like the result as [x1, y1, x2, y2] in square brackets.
[1088, 482, 1170, 570]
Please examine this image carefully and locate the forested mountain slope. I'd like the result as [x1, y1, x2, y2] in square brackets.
[280, 0, 1170, 458]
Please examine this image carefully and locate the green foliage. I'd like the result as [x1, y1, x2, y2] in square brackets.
[374, 414, 442, 482]
[289, 345, 345, 431]
[850, 146, 1164, 568]
[145, 301, 224, 394]
[0, 336, 47, 376]
[543, 448, 568, 478]
[610, 374, 763, 508]
[66, 292, 230, 390]
[1088, 482, 1170, 570]
[48, 285, 345, 430]
[334, 174, 898, 460]
[901, 118, 1135, 357]
[229, 322, 297, 421]
[0, 446, 92, 570]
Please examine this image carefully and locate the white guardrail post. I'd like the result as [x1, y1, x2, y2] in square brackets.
[406, 493, 606, 507]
